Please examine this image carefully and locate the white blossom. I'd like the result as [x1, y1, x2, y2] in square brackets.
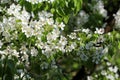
[106, 74, 115, 80]
[21, 53, 29, 61]
[59, 36, 67, 46]
[31, 47, 38, 56]
[77, 10, 89, 26]
[82, 28, 90, 34]
[66, 42, 77, 52]
[25, 0, 55, 4]
[7, 4, 21, 16]
[101, 70, 107, 76]
[87, 76, 93, 80]
[20, 45, 28, 54]
[68, 32, 77, 39]
[114, 9, 120, 29]
[58, 22, 65, 30]
[115, 74, 119, 79]
[94, 0, 107, 17]
[108, 66, 118, 73]
[0, 0, 10, 4]
[106, 62, 111, 66]
[95, 28, 104, 34]
[0, 40, 3, 48]
[102, 47, 108, 54]
[22, 26, 34, 38]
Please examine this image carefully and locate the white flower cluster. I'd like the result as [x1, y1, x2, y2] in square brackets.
[0, 4, 79, 78]
[0, 1, 119, 80]
[100, 61, 119, 80]
[0, 0, 19, 4]
[0, 0, 10, 4]
[0, 3, 78, 61]
[68, 32, 77, 39]
[25, 0, 55, 4]
[77, 10, 89, 26]
[92, 47, 104, 64]
[95, 28, 104, 34]
[0, 46, 19, 60]
[94, 0, 107, 17]
[88, 57, 119, 80]
[114, 9, 120, 29]
[0, 0, 55, 5]
[14, 69, 32, 80]
[82, 28, 90, 34]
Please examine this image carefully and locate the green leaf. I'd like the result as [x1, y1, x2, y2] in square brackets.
[24, 1, 32, 12]
[118, 41, 120, 49]
[74, 0, 82, 14]
[7, 59, 15, 73]
[63, 15, 69, 24]
[56, 8, 65, 16]
[51, 8, 55, 14]
[56, 17, 62, 22]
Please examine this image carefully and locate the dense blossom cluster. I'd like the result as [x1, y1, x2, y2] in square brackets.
[76, 0, 107, 30]
[0, 0, 10, 4]
[114, 9, 120, 29]
[0, 0, 54, 4]
[0, 3, 79, 74]
[0, 3, 73, 79]
[0, 0, 120, 80]
[95, 28, 104, 34]
[25, 0, 55, 4]
[87, 57, 119, 80]
[0, 0, 19, 4]
[0, 3, 76, 59]
[93, 0, 107, 17]
[77, 10, 89, 27]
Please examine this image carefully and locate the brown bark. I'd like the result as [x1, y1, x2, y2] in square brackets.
[72, 66, 87, 80]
